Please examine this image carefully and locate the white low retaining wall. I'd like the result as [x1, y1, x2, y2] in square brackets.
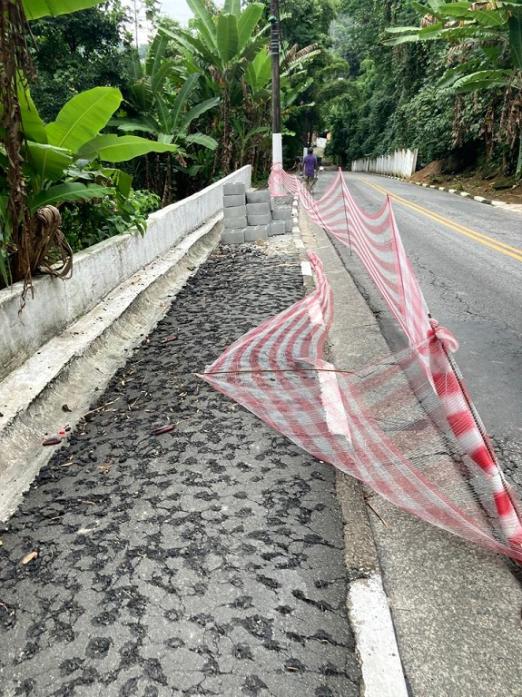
[352, 149, 418, 178]
[0, 166, 252, 380]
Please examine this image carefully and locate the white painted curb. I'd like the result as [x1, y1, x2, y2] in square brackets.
[348, 574, 409, 697]
[295, 204, 409, 697]
[354, 170, 521, 214]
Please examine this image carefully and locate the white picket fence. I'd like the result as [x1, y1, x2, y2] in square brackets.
[351, 148, 418, 178]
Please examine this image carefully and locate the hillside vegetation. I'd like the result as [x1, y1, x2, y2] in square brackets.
[1, 0, 520, 290]
[323, 0, 522, 182]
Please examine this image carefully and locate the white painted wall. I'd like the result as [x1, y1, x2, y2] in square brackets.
[351, 149, 418, 178]
[0, 166, 252, 380]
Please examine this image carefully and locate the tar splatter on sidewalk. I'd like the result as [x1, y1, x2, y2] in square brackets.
[0, 243, 361, 697]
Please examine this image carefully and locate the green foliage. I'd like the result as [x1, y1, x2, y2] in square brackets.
[29, 1, 134, 121]
[117, 33, 220, 202]
[325, 0, 521, 177]
[23, 0, 105, 21]
[1, 80, 181, 279]
[61, 188, 160, 251]
[16, 84, 180, 210]
[158, 1, 317, 177]
[254, 0, 341, 164]
[46, 86, 123, 152]
[160, 2, 268, 174]
[389, 86, 454, 163]
[381, 0, 522, 175]
[278, 0, 338, 48]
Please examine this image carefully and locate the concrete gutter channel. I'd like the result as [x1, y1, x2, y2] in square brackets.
[1, 176, 521, 695]
[0, 217, 222, 522]
[0, 165, 253, 521]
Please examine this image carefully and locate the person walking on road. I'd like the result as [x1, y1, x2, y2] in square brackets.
[303, 147, 318, 192]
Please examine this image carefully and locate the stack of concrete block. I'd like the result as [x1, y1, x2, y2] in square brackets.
[222, 182, 248, 245]
[271, 199, 293, 234]
[244, 190, 269, 241]
[221, 183, 294, 244]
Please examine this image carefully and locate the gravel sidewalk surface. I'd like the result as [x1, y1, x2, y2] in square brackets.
[0, 242, 360, 697]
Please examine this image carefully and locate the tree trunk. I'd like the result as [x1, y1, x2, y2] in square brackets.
[221, 85, 233, 174]
[0, 0, 34, 289]
[161, 153, 172, 207]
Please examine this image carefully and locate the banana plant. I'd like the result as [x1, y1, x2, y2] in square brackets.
[1, 0, 122, 286]
[0, 83, 181, 282]
[119, 33, 219, 148]
[160, 0, 267, 173]
[22, 0, 104, 20]
[19, 84, 181, 211]
[241, 43, 318, 171]
[116, 33, 220, 203]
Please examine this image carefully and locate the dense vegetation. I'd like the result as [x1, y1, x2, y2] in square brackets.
[0, 0, 324, 287]
[324, 0, 522, 178]
[2, 0, 520, 292]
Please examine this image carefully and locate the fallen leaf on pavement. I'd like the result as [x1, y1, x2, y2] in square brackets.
[21, 550, 38, 565]
[151, 424, 175, 436]
[42, 436, 62, 446]
[98, 461, 112, 475]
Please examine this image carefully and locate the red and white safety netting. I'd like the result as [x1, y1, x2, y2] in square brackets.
[200, 167, 522, 560]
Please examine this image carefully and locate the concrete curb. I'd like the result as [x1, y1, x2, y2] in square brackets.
[360, 172, 522, 213]
[294, 197, 409, 697]
[0, 216, 222, 521]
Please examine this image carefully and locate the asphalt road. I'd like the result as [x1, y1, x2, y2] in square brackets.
[316, 171, 522, 489]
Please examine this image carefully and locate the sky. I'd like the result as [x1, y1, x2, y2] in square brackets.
[129, 0, 224, 43]
[159, 0, 226, 26]
[160, 0, 193, 26]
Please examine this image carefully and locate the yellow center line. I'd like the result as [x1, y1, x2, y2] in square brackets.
[361, 177, 522, 264]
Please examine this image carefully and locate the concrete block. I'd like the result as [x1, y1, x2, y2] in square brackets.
[247, 213, 272, 226]
[285, 219, 293, 233]
[272, 195, 293, 209]
[223, 182, 246, 196]
[224, 215, 247, 229]
[272, 206, 292, 221]
[221, 228, 245, 244]
[244, 225, 269, 242]
[223, 194, 245, 208]
[246, 189, 271, 204]
[269, 220, 286, 237]
[223, 205, 247, 220]
[246, 202, 271, 217]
